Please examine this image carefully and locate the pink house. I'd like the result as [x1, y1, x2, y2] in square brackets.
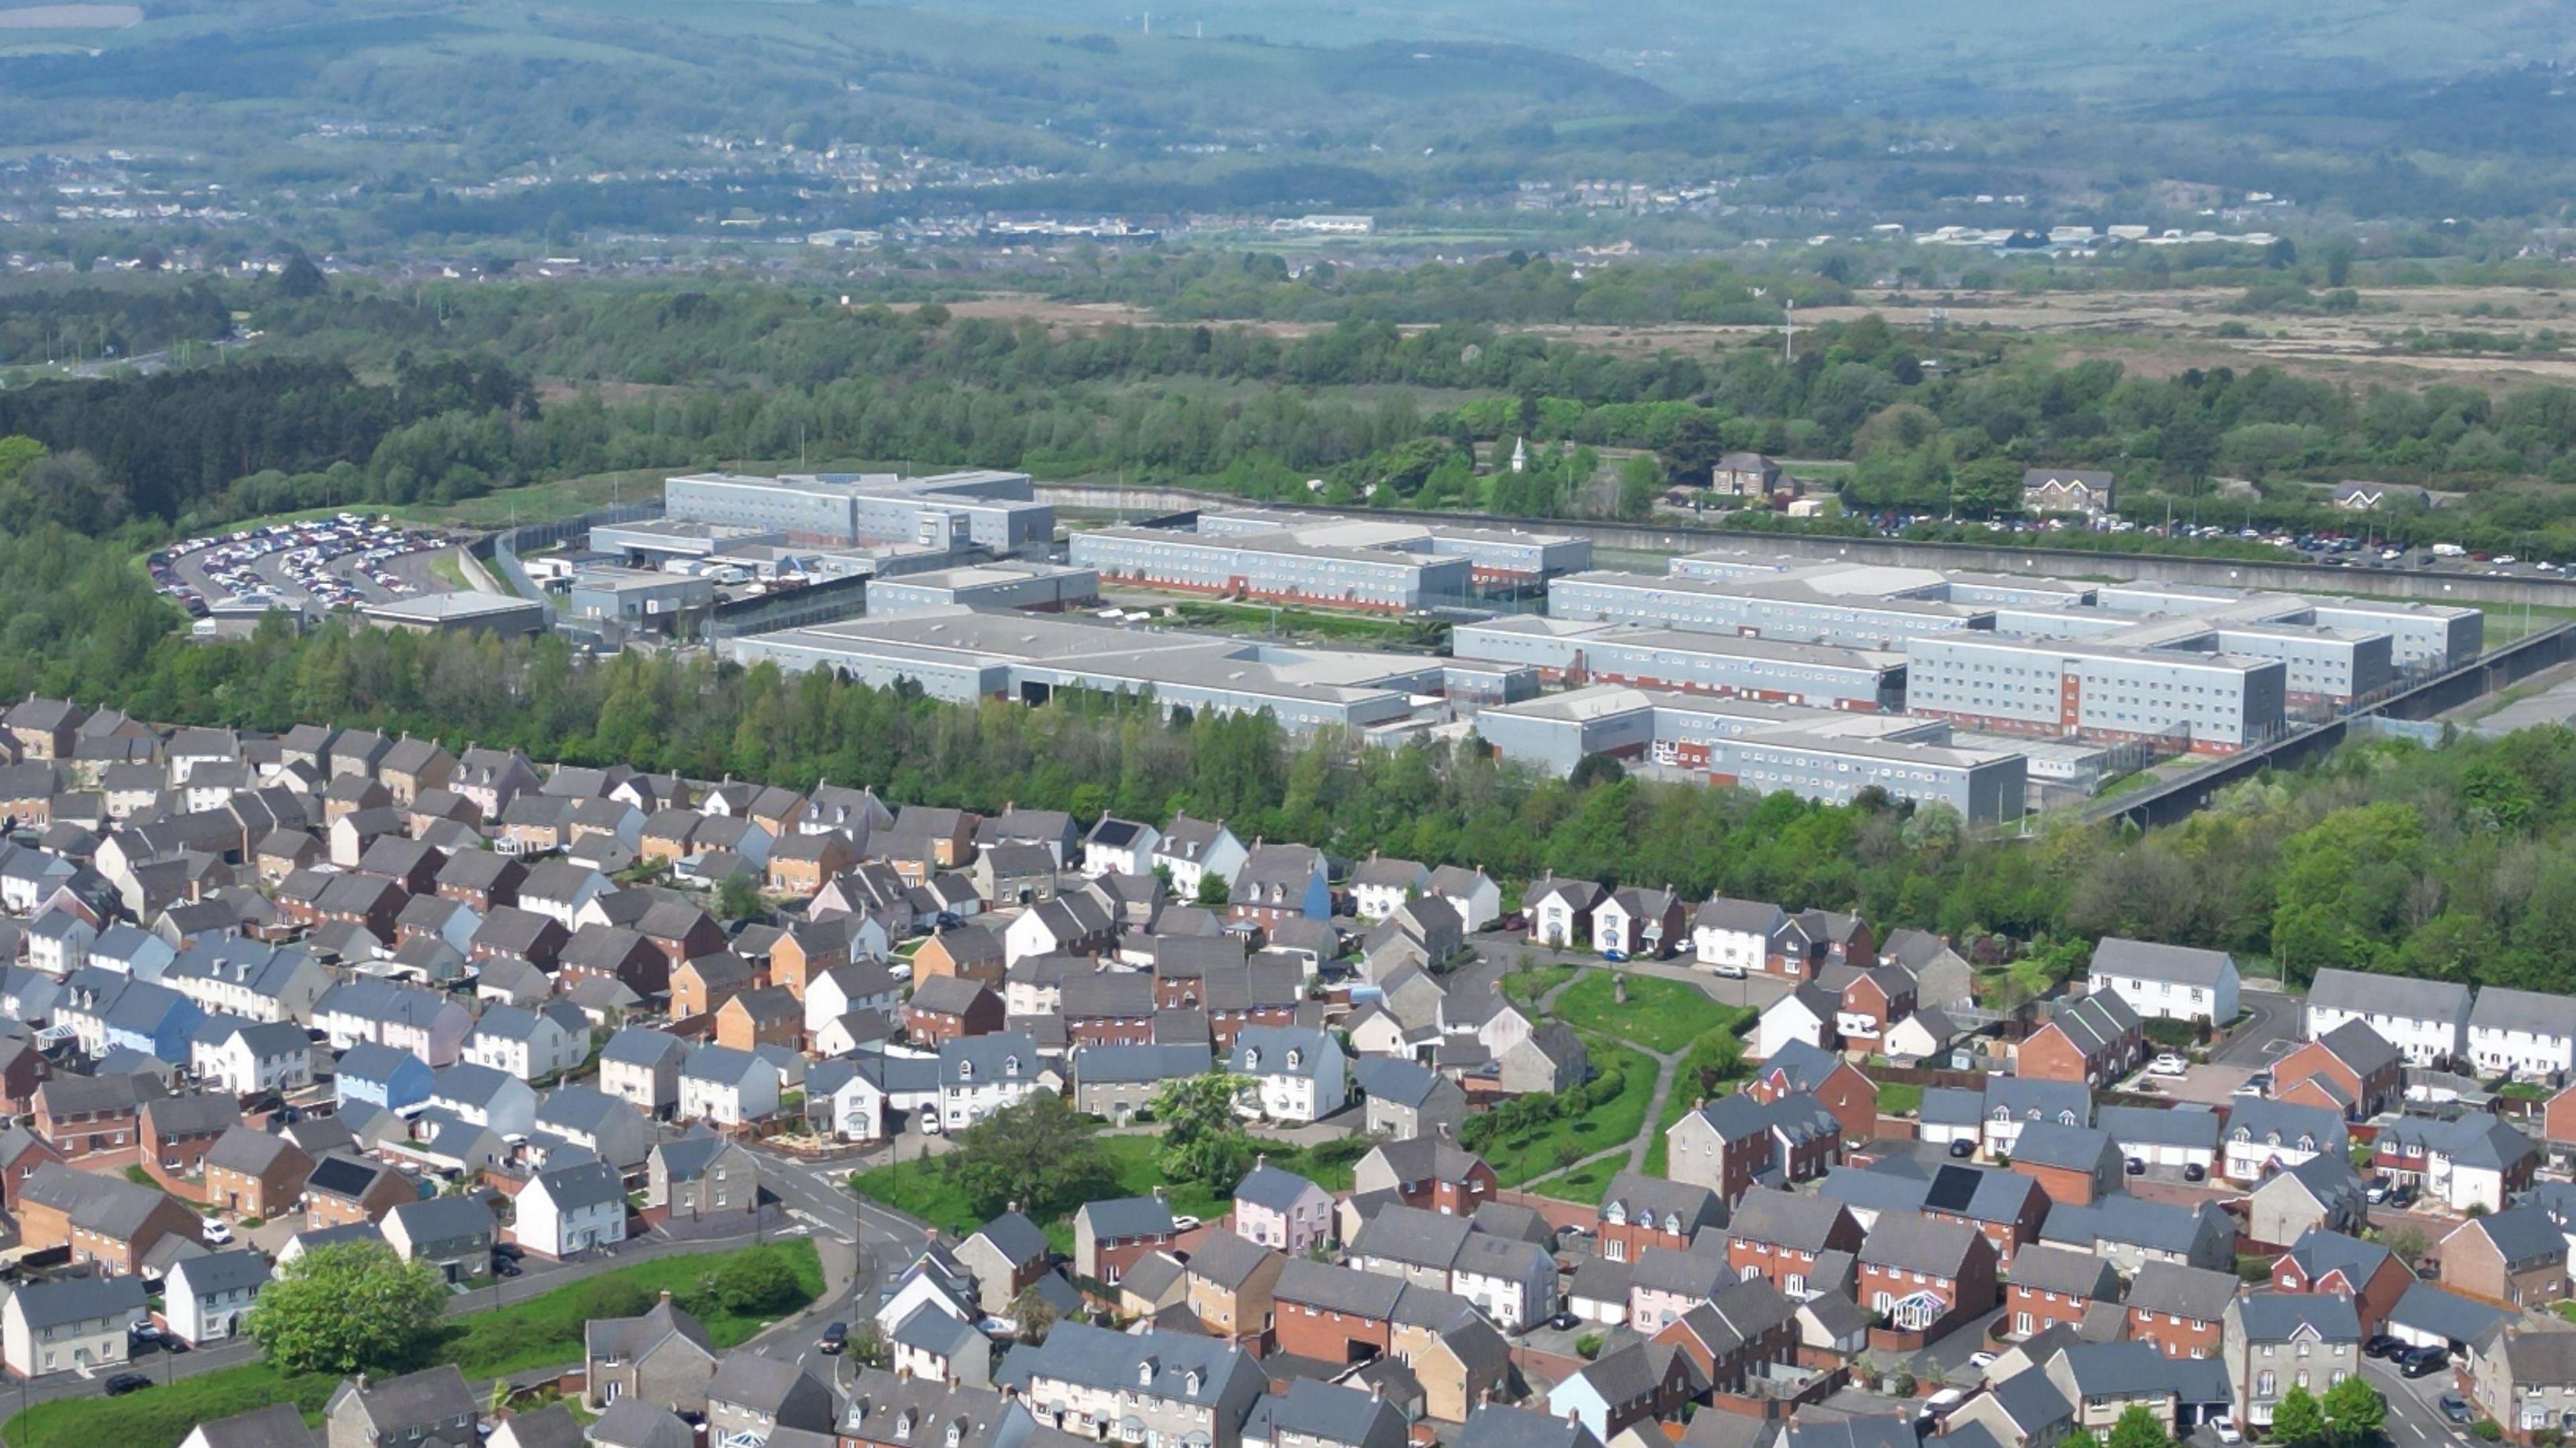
[1233, 1161, 1334, 1256]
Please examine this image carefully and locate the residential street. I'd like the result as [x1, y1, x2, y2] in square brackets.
[2213, 987, 2304, 1065]
[2365, 1355, 2477, 1448]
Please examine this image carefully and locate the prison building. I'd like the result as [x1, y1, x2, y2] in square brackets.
[1472, 686, 2025, 823]
[1545, 570, 1995, 650]
[1450, 618, 1904, 712]
[867, 563, 1102, 617]
[2308, 602, 2481, 671]
[1903, 634, 2286, 754]
[663, 470, 1055, 553]
[1196, 511, 1593, 582]
[1069, 526, 1472, 613]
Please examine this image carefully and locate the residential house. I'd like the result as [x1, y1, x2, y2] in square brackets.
[201, 1126, 313, 1220]
[2009, 1121, 2125, 1206]
[2440, 1206, 2567, 1309]
[1743, 1039, 1880, 1143]
[1074, 1195, 1179, 1286]
[2247, 1154, 2369, 1248]
[1650, 1279, 1800, 1394]
[1082, 817, 1160, 879]
[677, 1044, 782, 1127]
[936, 1034, 1051, 1132]
[585, 1292, 718, 1412]
[1597, 1172, 1727, 1265]
[2273, 1020, 2403, 1120]
[1593, 887, 1688, 960]
[1544, 1341, 1707, 1441]
[2372, 1113, 2536, 1213]
[647, 1130, 759, 1225]
[0, 1276, 144, 1378]
[301, 1154, 417, 1229]
[2126, 1262, 2239, 1361]
[2470, 987, 2576, 1081]
[1185, 1228, 1289, 1350]
[383, 1195, 498, 1285]
[2041, 1196, 2237, 1276]
[1664, 1089, 1843, 1202]
[1692, 897, 1784, 977]
[1350, 1138, 1497, 1217]
[2005, 1245, 2121, 1340]
[2220, 1101, 2347, 1184]
[1723, 1185, 1862, 1294]
[1858, 1211, 2000, 1337]
[1234, 1161, 1336, 1257]
[2468, 1319, 2576, 1441]
[1230, 1025, 1348, 1123]
[164, 1249, 269, 1347]
[1152, 815, 1248, 902]
[1525, 876, 1604, 948]
[2304, 968, 2469, 1066]
[323, 1366, 480, 1448]
[2087, 938, 2239, 1025]
[1355, 1056, 1467, 1144]
[2020, 993, 2146, 1088]
[2222, 1294, 2359, 1431]
[517, 1158, 629, 1258]
[994, 1320, 1265, 1448]
[15, 1162, 204, 1273]
[598, 1027, 688, 1117]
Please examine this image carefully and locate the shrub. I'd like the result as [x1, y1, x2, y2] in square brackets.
[1575, 1333, 1604, 1360]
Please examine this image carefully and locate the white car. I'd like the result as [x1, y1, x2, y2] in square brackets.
[2149, 1054, 2189, 1076]
[202, 1219, 234, 1245]
[1171, 1215, 1203, 1232]
[2211, 1418, 2242, 1445]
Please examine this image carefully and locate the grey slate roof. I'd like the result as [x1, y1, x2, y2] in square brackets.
[2307, 967, 2469, 1023]
[2233, 1291, 2361, 1342]
[1078, 1194, 1176, 1241]
[7, 1273, 146, 1329]
[1458, 1404, 1604, 1448]
[1234, 1163, 1326, 1213]
[2386, 1281, 2510, 1348]
[2125, 1262, 2241, 1323]
[2470, 987, 2576, 1040]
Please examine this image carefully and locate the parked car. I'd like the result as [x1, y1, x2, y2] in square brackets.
[201, 1219, 233, 1245]
[494, 1259, 521, 1278]
[1171, 1215, 1203, 1232]
[2365, 1178, 2390, 1205]
[2401, 1346, 2450, 1378]
[2440, 1395, 2474, 1425]
[2210, 1417, 2241, 1445]
[2182, 1162, 2208, 1182]
[1948, 1138, 1976, 1158]
[1499, 913, 1527, 934]
[2364, 1335, 2404, 1360]
[2149, 1054, 2188, 1076]
[818, 1321, 849, 1355]
[103, 1374, 152, 1396]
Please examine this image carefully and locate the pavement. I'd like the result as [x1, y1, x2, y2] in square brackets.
[2213, 989, 2302, 1066]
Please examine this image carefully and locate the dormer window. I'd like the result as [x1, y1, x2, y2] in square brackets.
[1183, 1370, 1202, 1396]
[1244, 1048, 1261, 1070]
[1285, 1049, 1302, 1070]
[959, 1060, 975, 1080]
[1004, 1055, 1020, 1077]
[947, 1424, 963, 1448]
[1138, 1360, 1157, 1387]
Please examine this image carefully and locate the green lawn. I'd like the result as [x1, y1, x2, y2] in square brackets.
[425, 548, 472, 590]
[2, 1241, 823, 1448]
[853, 1132, 1360, 1252]
[1526, 1156, 1624, 1205]
[1502, 964, 1576, 1009]
[1552, 973, 1736, 1054]
[1878, 1081, 1925, 1116]
[1479, 1041, 1660, 1187]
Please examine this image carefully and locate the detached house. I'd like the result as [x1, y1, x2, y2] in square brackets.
[2087, 938, 2239, 1025]
[1152, 815, 1248, 901]
[1858, 1211, 1998, 1338]
[2222, 1294, 2359, 1431]
[2273, 1019, 2403, 1120]
[1228, 844, 1331, 926]
[1525, 876, 1603, 948]
[1592, 887, 1687, 960]
[1692, 897, 1785, 977]
[1230, 1025, 1348, 1123]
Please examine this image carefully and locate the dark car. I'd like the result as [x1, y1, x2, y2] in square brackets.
[2182, 1162, 2207, 1182]
[1546, 1311, 1578, 1331]
[1948, 1138, 1976, 1159]
[2125, 1158, 2145, 1176]
[102, 1374, 152, 1397]
[494, 1259, 522, 1278]
[492, 1242, 525, 1260]
[1499, 913, 1527, 934]
[818, 1321, 849, 1355]
[2363, 1335, 2404, 1360]
[2402, 1346, 2450, 1378]
[2441, 1395, 2473, 1425]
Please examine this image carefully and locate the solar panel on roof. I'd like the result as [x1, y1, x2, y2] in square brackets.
[1925, 1164, 1980, 1213]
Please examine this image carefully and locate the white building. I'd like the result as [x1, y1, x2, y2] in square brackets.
[515, 1160, 629, 1257]
[460, 1003, 590, 1082]
[163, 1250, 270, 1347]
[190, 1019, 315, 1096]
[1228, 1027, 1348, 1124]
[1693, 898, 1783, 977]
[2467, 988, 2576, 1080]
[1, 1276, 145, 1378]
[2305, 968, 2469, 1066]
[938, 1034, 1052, 1132]
[2086, 938, 2239, 1024]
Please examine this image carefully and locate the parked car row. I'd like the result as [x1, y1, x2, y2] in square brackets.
[148, 514, 449, 616]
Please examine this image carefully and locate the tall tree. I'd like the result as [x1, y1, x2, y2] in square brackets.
[246, 1241, 447, 1374]
[1156, 1073, 1256, 1189]
[2272, 1386, 2328, 1447]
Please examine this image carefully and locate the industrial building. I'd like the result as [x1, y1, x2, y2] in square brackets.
[1450, 617, 1905, 712]
[1471, 686, 2028, 823]
[563, 567, 716, 628]
[718, 606, 1534, 736]
[1903, 635, 2288, 753]
[663, 470, 1055, 554]
[359, 592, 547, 638]
[867, 562, 1102, 616]
[1546, 567, 1998, 649]
[1193, 511, 1593, 582]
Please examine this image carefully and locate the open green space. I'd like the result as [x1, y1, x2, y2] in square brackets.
[1877, 1081, 1925, 1116]
[1479, 1040, 1658, 1186]
[851, 1132, 1362, 1249]
[1552, 972, 1742, 1054]
[2, 1241, 822, 1448]
[1502, 964, 1577, 1009]
[1526, 1155, 1624, 1205]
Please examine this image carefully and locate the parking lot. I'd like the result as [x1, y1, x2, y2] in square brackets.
[149, 514, 467, 617]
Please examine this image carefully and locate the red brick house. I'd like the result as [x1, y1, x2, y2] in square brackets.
[1858, 1211, 1998, 1339]
[1351, 1139, 1497, 1218]
[2270, 1227, 2413, 1333]
[2440, 1207, 2569, 1309]
[1725, 1186, 1863, 1295]
[201, 1126, 314, 1220]
[2272, 1020, 2403, 1121]
[32, 1072, 162, 1165]
[2018, 993, 2146, 1087]
[1273, 1258, 1401, 1362]
[713, 986, 803, 1055]
[2003, 1244, 2119, 1340]
[904, 977, 1006, 1046]
[1742, 1040, 1880, 1143]
[1650, 1281, 1801, 1392]
[0, 1126, 62, 1211]
[1821, 962, 1917, 1054]
[1596, 1171, 1728, 1264]
[140, 1093, 240, 1180]
[2123, 1262, 2238, 1359]
[1060, 970, 1159, 1049]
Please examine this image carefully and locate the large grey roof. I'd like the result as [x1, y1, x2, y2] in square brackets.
[169, 1247, 274, 1298]
[1856, 1211, 1980, 1276]
[2470, 987, 2576, 1040]
[2041, 1196, 2227, 1256]
[2090, 938, 2233, 987]
[186, 1403, 316, 1448]
[1458, 1405, 1603, 1448]
[2387, 1282, 2510, 1348]
[1244, 1378, 1408, 1448]
[2098, 1104, 2220, 1151]
[2462, 1203, 2569, 1265]
[995, 1319, 1258, 1406]
[1078, 1194, 1176, 1240]
[2004, 1245, 2118, 1299]
[1351, 1203, 1474, 1270]
[2125, 1262, 2241, 1323]
[388, 1194, 498, 1245]
[7, 1273, 145, 1329]
[2232, 1291, 2361, 1342]
[2010, 1121, 2116, 1172]
[2375, 1113, 2534, 1171]
[2307, 966, 2470, 1022]
[1234, 1163, 1326, 1213]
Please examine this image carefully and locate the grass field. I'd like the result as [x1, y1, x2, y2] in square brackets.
[1480, 1040, 1658, 1186]
[851, 1133, 1364, 1251]
[1, 1241, 822, 1448]
[1526, 1155, 1625, 1205]
[1501, 964, 1577, 1009]
[425, 548, 472, 591]
[1552, 972, 1737, 1054]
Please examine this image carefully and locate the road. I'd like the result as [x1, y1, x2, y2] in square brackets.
[2213, 988, 2302, 1066]
[1466, 929, 1792, 1013]
[3, 1160, 928, 1418]
[2365, 1356, 2476, 1448]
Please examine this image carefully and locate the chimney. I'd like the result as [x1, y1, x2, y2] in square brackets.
[1367, 1379, 1382, 1402]
[1255, 1153, 1267, 1169]
[357, 1372, 370, 1392]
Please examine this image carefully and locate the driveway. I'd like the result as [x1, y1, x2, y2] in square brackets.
[2365, 1355, 2479, 1448]
[2213, 989, 2303, 1066]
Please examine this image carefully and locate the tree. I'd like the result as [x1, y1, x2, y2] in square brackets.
[945, 1092, 1116, 1220]
[2322, 1373, 2385, 1445]
[2107, 1404, 2171, 1448]
[716, 871, 766, 922]
[1009, 1282, 1059, 1345]
[709, 1246, 804, 1316]
[246, 1241, 446, 1374]
[275, 249, 327, 298]
[2272, 1386, 2328, 1447]
[1194, 873, 1233, 907]
[1155, 1073, 1255, 1186]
